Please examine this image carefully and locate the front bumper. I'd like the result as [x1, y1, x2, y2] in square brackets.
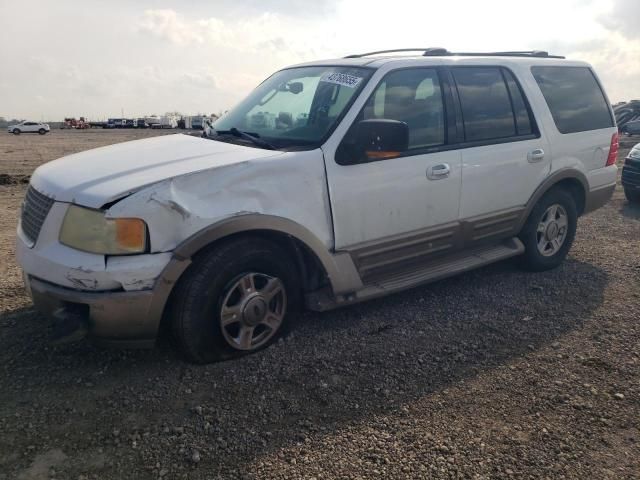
[27, 275, 159, 347]
[17, 198, 190, 347]
[622, 157, 640, 191]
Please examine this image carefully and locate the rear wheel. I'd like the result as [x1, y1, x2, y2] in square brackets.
[518, 188, 577, 271]
[625, 188, 640, 204]
[170, 237, 300, 363]
[12, 129, 20, 135]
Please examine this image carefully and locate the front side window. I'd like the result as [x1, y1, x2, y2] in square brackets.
[531, 66, 614, 134]
[213, 66, 372, 149]
[361, 68, 445, 149]
[452, 67, 516, 142]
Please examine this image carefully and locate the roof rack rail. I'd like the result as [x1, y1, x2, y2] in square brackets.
[344, 48, 565, 59]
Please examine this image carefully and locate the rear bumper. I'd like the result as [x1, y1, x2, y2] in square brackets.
[27, 276, 160, 347]
[584, 183, 615, 214]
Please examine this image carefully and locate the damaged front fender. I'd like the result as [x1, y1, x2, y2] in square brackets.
[106, 149, 334, 255]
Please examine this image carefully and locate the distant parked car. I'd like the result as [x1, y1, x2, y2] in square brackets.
[8, 121, 50, 135]
[622, 142, 640, 203]
[621, 120, 640, 136]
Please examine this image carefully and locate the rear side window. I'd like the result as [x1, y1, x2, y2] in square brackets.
[531, 66, 613, 134]
[452, 67, 517, 142]
[503, 69, 533, 136]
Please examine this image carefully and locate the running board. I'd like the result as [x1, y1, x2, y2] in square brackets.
[306, 237, 524, 311]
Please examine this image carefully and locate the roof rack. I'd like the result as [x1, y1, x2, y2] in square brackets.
[344, 48, 565, 59]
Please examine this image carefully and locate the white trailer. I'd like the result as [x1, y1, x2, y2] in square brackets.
[184, 116, 206, 130]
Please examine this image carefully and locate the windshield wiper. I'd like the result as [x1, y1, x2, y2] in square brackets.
[214, 127, 276, 150]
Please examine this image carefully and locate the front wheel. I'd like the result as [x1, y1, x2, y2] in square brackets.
[625, 188, 640, 204]
[38, 128, 47, 135]
[170, 237, 300, 363]
[12, 129, 20, 135]
[518, 188, 577, 271]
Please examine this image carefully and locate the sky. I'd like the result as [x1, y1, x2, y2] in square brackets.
[0, 0, 638, 121]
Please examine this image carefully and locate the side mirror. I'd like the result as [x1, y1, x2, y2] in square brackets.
[354, 119, 409, 161]
[288, 82, 303, 94]
[277, 82, 304, 94]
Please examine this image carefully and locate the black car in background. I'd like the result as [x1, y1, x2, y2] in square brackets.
[622, 142, 640, 204]
[621, 120, 640, 136]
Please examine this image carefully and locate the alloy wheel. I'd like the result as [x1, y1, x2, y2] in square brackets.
[218, 272, 286, 351]
[536, 204, 568, 257]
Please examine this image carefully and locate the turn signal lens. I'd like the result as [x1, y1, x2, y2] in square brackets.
[115, 218, 147, 251]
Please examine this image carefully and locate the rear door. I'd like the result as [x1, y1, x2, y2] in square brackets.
[451, 66, 551, 241]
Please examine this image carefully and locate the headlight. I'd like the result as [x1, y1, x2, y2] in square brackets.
[59, 205, 148, 255]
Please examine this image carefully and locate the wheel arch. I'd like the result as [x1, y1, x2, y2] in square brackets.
[517, 169, 588, 231]
[147, 214, 362, 333]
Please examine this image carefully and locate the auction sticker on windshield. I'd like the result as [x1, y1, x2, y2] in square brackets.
[320, 72, 363, 88]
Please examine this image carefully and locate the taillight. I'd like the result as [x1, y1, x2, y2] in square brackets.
[606, 132, 619, 166]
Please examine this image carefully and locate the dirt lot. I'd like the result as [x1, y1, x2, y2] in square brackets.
[0, 130, 638, 480]
[0, 129, 174, 183]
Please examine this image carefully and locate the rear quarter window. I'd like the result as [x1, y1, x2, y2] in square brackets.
[531, 66, 614, 134]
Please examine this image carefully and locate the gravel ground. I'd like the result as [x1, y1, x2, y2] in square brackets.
[0, 131, 638, 479]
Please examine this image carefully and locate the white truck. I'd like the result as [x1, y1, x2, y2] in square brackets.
[17, 49, 618, 363]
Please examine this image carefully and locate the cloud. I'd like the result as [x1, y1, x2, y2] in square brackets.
[138, 8, 313, 55]
[599, 0, 640, 39]
[211, 0, 334, 17]
[1, 0, 639, 119]
[138, 9, 206, 45]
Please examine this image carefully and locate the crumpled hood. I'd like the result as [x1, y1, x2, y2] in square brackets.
[30, 133, 283, 208]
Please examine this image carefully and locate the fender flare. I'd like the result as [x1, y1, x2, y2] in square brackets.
[146, 214, 363, 327]
[516, 169, 589, 231]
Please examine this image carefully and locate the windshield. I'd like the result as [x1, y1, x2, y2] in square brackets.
[213, 66, 372, 148]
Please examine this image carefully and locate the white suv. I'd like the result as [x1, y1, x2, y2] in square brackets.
[8, 121, 50, 135]
[17, 49, 618, 362]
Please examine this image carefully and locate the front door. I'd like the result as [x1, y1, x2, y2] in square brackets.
[324, 67, 462, 278]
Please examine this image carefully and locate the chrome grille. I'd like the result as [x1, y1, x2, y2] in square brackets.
[21, 186, 54, 244]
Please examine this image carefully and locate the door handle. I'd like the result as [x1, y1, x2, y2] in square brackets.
[427, 163, 450, 180]
[527, 148, 545, 163]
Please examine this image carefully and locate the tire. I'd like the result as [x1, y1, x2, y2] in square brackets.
[170, 236, 301, 363]
[625, 188, 640, 204]
[38, 129, 46, 135]
[518, 188, 577, 272]
[12, 129, 20, 135]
